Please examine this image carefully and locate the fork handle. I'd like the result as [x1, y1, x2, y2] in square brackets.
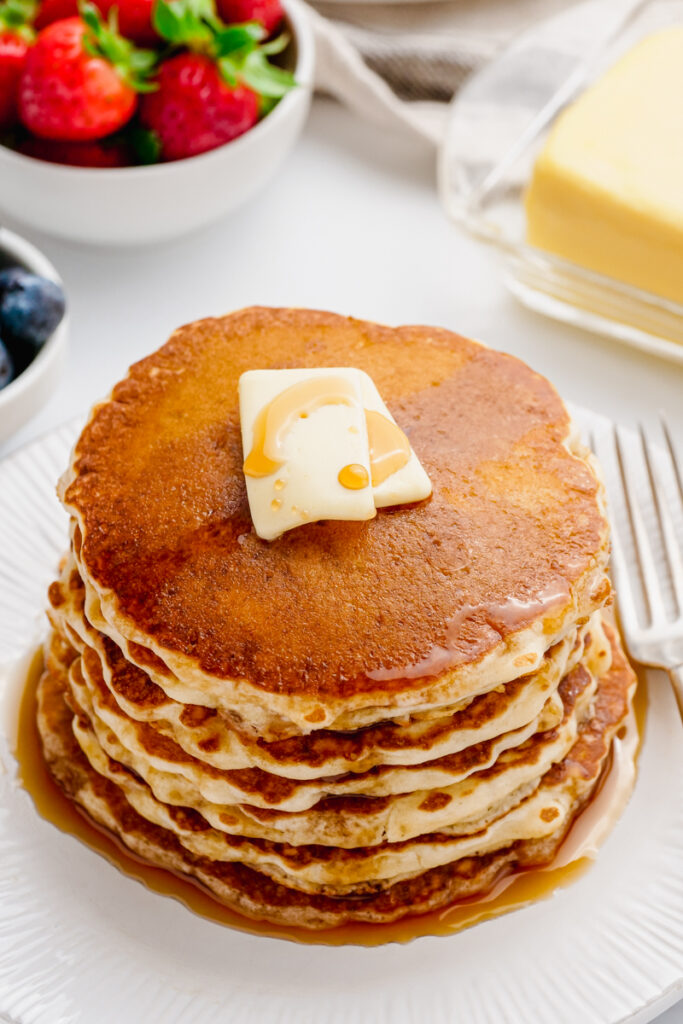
[669, 665, 683, 721]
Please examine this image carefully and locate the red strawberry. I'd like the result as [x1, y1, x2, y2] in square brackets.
[36, 0, 157, 44]
[0, 30, 29, 126]
[0, 0, 35, 127]
[96, 0, 157, 46]
[139, 53, 258, 161]
[34, 0, 77, 29]
[18, 134, 131, 164]
[19, 6, 156, 141]
[217, 0, 282, 34]
[143, 0, 295, 161]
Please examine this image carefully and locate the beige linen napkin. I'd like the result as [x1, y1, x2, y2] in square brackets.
[308, 0, 580, 144]
[307, 0, 647, 146]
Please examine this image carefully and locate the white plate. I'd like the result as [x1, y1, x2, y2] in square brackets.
[1, 419, 683, 1024]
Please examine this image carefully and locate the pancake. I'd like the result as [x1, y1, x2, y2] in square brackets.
[35, 309, 636, 931]
[50, 566, 605, 781]
[79, 629, 569, 773]
[68, 640, 564, 811]
[69, 646, 599, 849]
[50, 556, 593, 763]
[59, 308, 611, 738]
[67, 546, 610, 738]
[37, 621, 635, 924]
[65, 617, 607, 797]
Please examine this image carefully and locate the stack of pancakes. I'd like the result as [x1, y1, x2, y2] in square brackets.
[38, 308, 636, 929]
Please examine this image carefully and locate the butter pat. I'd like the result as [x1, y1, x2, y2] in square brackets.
[525, 28, 683, 305]
[239, 368, 375, 541]
[239, 367, 432, 540]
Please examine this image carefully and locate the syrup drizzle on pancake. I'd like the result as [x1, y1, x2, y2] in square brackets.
[62, 310, 610, 701]
[243, 376, 358, 479]
[368, 581, 572, 682]
[242, 375, 411, 490]
[365, 409, 411, 485]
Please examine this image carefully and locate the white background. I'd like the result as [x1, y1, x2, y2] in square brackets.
[2, 100, 682, 458]
[1, 97, 682, 1022]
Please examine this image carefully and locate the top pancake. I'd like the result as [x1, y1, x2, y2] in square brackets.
[60, 308, 609, 728]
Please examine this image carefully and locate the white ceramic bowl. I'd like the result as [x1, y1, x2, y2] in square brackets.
[0, 0, 314, 246]
[0, 228, 68, 445]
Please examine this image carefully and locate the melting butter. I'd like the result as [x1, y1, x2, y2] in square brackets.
[239, 368, 431, 541]
[359, 371, 432, 509]
[243, 376, 358, 479]
[239, 368, 375, 541]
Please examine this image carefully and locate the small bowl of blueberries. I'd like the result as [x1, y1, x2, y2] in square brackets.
[0, 228, 67, 446]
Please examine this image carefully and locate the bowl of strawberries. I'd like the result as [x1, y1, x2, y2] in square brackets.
[0, 0, 313, 243]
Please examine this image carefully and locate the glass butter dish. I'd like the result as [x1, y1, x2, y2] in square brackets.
[438, 0, 683, 364]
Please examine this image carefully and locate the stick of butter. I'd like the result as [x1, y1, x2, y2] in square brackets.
[239, 367, 432, 540]
[525, 27, 683, 305]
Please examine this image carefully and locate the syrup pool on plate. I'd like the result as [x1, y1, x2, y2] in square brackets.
[14, 649, 645, 947]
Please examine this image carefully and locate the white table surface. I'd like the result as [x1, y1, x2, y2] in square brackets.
[1, 97, 682, 1023]
[3, 98, 683, 458]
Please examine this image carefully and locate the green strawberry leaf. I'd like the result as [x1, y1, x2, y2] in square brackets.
[153, 0, 214, 47]
[80, 1, 159, 91]
[259, 32, 289, 56]
[238, 46, 295, 98]
[217, 56, 237, 86]
[129, 48, 159, 74]
[185, 0, 216, 19]
[127, 125, 162, 164]
[148, 0, 296, 100]
[151, 0, 183, 41]
[258, 93, 278, 117]
[0, 0, 36, 37]
[212, 21, 262, 56]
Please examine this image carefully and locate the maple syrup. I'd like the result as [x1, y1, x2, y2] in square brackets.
[365, 409, 411, 485]
[338, 464, 370, 490]
[242, 375, 411, 491]
[368, 584, 572, 683]
[14, 650, 646, 947]
[243, 376, 357, 478]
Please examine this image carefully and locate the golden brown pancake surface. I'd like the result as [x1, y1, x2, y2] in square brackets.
[62, 308, 608, 700]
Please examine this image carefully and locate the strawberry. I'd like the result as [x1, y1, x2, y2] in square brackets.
[34, 0, 77, 29]
[19, 5, 157, 141]
[0, 0, 35, 127]
[36, 0, 158, 44]
[217, 0, 282, 35]
[18, 134, 131, 164]
[0, 31, 30, 125]
[142, 0, 295, 160]
[95, 0, 157, 46]
[139, 52, 258, 160]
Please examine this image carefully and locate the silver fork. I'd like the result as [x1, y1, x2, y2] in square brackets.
[590, 415, 683, 719]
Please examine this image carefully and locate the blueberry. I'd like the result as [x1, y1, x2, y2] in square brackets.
[7, 337, 34, 377]
[0, 338, 13, 390]
[0, 268, 66, 349]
